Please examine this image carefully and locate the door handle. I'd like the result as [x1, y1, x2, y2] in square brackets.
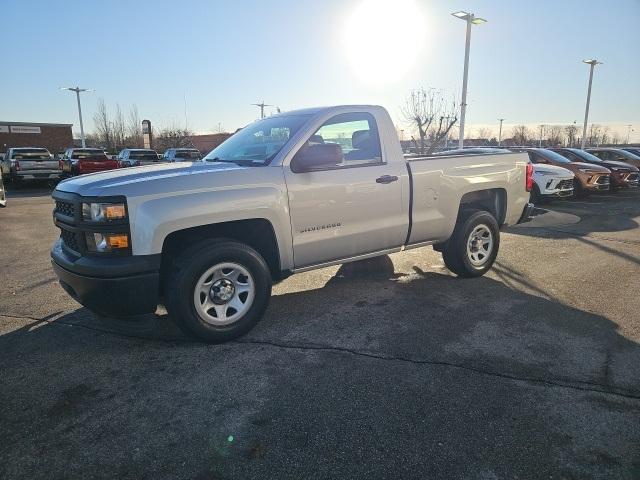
[376, 175, 398, 184]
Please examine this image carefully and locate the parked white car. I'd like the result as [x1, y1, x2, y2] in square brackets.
[51, 105, 534, 342]
[530, 162, 574, 203]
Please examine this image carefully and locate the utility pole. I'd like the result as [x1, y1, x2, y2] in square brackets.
[497, 118, 505, 146]
[60, 86, 93, 148]
[581, 59, 602, 149]
[252, 101, 273, 119]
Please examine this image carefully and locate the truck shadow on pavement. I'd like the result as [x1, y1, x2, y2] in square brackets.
[3, 255, 640, 397]
[2, 255, 640, 479]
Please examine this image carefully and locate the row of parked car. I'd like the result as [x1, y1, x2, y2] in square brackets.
[0, 147, 202, 183]
[436, 147, 640, 202]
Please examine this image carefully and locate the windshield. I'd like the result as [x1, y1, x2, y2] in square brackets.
[565, 149, 604, 163]
[204, 114, 311, 165]
[72, 149, 107, 160]
[539, 149, 571, 164]
[12, 148, 51, 159]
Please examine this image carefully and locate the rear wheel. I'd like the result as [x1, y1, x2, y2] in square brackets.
[442, 209, 500, 278]
[165, 239, 272, 343]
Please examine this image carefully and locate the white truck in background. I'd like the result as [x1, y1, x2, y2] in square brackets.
[50, 105, 534, 342]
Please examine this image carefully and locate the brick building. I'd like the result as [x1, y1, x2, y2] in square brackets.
[190, 133, 233, 154]
[0, 121, 73, 155]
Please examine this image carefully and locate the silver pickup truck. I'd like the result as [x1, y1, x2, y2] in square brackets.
[50, 105, 533, 342]
[1, 147, 61, 183]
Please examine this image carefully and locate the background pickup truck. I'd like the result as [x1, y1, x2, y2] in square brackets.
[1, 147, 61, 183]
[60, 148, 120, 176]
[50, 105, 533, 342]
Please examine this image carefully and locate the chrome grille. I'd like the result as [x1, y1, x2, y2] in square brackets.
[596, 176, 610, 185]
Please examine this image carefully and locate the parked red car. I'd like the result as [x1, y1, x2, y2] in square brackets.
[60, 148, 119, 176]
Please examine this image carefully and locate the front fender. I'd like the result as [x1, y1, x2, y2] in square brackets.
[128, 185, 294, 270]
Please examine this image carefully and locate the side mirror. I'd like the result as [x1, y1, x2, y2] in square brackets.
[290, 143, 343, 173]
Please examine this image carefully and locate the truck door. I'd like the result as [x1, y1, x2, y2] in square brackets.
[283, 111, 407, 268]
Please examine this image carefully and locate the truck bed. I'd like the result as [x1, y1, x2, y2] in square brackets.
[404, 152, 530, 245]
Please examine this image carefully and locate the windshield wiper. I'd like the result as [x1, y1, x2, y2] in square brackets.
[206, 157, 257, 167]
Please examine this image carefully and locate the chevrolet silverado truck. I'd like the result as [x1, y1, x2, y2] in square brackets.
[1, 147, 61, 183]
[50, 105, 533, 342]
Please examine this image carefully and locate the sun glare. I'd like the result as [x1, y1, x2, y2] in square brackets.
[343, 0, 425, 85]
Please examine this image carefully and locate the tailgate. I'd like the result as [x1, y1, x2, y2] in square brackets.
[18, 159, 59, 171]
[80, 159, 118, 171]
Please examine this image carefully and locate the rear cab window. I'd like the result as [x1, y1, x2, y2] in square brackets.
[12, 148, 51, 160]
[71, 149, 108, 160]
[129, 150, 159, 160]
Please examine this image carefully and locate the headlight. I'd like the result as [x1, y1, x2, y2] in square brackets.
[85, 232, 129, 252]
[82, 202, 127, 222]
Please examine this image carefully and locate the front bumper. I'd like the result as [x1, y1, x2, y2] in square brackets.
[51, 238, 161, 317]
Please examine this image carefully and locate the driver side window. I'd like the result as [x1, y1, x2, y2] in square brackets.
[312, 112, 382, 168]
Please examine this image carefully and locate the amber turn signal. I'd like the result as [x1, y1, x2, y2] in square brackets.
[106, 234, 129, 249]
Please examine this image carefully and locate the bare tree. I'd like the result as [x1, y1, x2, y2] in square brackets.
[511, 125, 531, 146]
[113, 104, 126, 151]
[564, 124, 578, 147]
[610, 132, 622, 145]
[127, 104, 143, 148]
[154, 125, 195, 152]
[401, 88, 458, 154]
[475, 127, 492, 140]
[546, 125, 564, 146]
[93, 98, 112, 149]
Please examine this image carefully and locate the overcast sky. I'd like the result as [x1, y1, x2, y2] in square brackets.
[3, 0, 639, 140]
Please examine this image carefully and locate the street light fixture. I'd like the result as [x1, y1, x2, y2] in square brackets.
[451, 11, 487, 149]
[580, 59, 602, 149]
[60, 86, 93, 148]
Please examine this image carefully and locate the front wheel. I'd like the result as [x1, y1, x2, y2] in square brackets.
[441, 209, 500, 278]
[165, 239, 272, 343]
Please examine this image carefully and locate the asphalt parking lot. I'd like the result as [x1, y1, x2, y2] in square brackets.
[1, 184, 639, 480]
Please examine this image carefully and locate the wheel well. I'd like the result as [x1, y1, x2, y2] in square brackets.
[459, 188, 507, 225]
[160, 219, 282, 283]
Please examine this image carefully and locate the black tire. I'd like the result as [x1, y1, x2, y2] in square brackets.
[573, 179, 589, 198]
[441, 209, 500, 278]
[164, 239, 272, 343]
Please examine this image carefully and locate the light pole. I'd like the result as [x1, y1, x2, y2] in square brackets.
[452, 11, 487, 149]
[580, 59, 602, 149]
[60, 87, 92, 148]
[626, 124, 633, 144]
[252, 101, 272, 119]
[497, 118, 505, 146]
